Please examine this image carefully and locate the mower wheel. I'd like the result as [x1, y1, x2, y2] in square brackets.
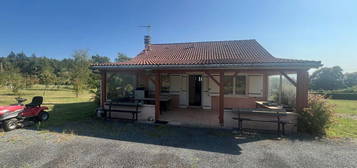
[38, 111, 49, 121]
[3, 118, 18, 131]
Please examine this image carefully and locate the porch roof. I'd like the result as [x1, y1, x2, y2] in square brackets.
[91, 39, 322, 70]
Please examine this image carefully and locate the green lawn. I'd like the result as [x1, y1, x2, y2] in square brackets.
[0, 85, 96, 127]
[326, 99, 357, 138]
[0, 85, 92, 105]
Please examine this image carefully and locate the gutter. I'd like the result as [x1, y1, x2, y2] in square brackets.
[90, 62, 323, 70]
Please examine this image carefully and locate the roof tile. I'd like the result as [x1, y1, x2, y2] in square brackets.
[93, 39, 320, 67]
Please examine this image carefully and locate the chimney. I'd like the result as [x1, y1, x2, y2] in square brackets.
[144, 35, 151, 51]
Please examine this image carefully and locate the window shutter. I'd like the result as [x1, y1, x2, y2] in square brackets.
[248, 75, 263, 97]
[169, 74, 181, 94]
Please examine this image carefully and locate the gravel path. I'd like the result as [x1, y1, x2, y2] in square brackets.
[0, 121, 356, 168]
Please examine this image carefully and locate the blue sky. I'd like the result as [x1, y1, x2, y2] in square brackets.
[0, 0, 356, 72]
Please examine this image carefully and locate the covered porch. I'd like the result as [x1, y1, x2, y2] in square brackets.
[91, 39, 321, 132]
[98, 68, 309, 132]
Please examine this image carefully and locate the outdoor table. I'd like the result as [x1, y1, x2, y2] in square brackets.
[255, 101, 283, 110]
[104, 101, 142, 120]
[135, 96, 171, 113]
[232, 108, 287, 136]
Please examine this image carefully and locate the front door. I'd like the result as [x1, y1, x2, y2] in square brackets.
[189, 75, 202, 106]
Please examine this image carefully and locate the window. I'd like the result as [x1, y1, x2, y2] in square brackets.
[223, 76, 234, 95]
[223, 75, 247, 95]
[161, 74, 170, 92]
[107, 73, 135, 100]
[235, 76, 246, 95]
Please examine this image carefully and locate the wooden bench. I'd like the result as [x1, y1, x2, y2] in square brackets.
[104, 101, 142, 121]
[232, 108, 290, 136]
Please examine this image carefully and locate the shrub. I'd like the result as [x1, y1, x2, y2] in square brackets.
[298, 94, 335, 135]
[90, 89, 100, 105]
[325, 93, 357, 100]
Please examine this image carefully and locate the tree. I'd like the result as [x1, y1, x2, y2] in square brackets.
[344, 72, 357, 87]
[58, 70, 71, 85]
[24, 75, 37, 88]
[0, 72, 6, 87]
[88, 54, 110, 89]
[39, 71, 56, 96]
[115, 53, 131, 62]
[91, 54, 110, 64]
[1, 70, 25, 95]
[310, 66, 345, 90]
[9, 73, 25, 95]
[70, 50, 91, 97]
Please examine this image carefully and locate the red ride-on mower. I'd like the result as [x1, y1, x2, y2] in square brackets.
[0, 96, 49, 131]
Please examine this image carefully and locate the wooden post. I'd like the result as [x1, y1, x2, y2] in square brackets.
[155, 72, 161, 121]
[279, 74, 282, 104]
[135, 72, 139, 88]
[296, 70, 309, 112]
[263, 72, 268, 100]
[100, 71, 107, 108]
[219, 71, 224, 125]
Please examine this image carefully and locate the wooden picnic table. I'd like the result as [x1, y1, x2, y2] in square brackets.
[135, 96, 171, 102]
[104, 101, 142, 121]
[255, 101, 283, 110]
[232, 108, 288, 136]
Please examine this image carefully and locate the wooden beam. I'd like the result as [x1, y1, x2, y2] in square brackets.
[149, 77, 156, 86]
[233, 71, 239, 77]
[142, 74, 156, 86]
[262, 72, 268, 100]
[155, 72, 161, 121]
[219, 71, 224, 125]
[279, 74, 282, 104]
[135, 72, 139, 87]
[107, 73, 115, 81]
[296, 70, 309, 112]
[280, 71, 297, 87]
[100, 71, 107, 108]
[205, 71, 220, 86]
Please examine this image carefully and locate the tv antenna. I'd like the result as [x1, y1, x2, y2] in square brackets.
[138, 25, 152, 36]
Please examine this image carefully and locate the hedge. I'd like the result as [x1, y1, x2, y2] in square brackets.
[325, 93, 357, 100]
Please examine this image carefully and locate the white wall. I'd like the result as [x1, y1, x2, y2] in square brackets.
[166, 72, 265, 109]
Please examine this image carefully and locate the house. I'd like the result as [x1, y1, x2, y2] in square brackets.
[91, 36, 322, 130]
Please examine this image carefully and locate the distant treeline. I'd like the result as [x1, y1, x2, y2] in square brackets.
[0, 50, 130, 97]
[310, 66, 357, 91]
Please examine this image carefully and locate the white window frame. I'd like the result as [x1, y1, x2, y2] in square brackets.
[224, 75, 247, 96]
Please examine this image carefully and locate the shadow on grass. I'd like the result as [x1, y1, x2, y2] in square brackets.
[1, 93, 41, 96]
[10, 102, 315, 155]
[24, 87, 72, 91]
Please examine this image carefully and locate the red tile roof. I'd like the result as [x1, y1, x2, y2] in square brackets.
[92, 39, 321, 68]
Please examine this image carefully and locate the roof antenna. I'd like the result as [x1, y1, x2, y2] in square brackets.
[138, 25, 152, 51]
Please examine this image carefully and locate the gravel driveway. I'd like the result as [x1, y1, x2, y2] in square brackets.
[0, 120, 356, 168]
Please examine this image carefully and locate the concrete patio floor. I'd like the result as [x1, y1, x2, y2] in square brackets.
[160, 108, 221, 128]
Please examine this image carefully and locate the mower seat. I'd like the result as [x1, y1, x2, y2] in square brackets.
[26, 96, 43, 108]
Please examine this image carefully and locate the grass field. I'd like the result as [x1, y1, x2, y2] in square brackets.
[0, 85, 96, 127]
[326, 99, 357, 138]
[1, 85, 356, 139]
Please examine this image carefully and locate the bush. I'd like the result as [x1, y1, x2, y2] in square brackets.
[298, 94, 335, 135]
[325, 93, 357, 100]
[90, 89, 100, 105]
